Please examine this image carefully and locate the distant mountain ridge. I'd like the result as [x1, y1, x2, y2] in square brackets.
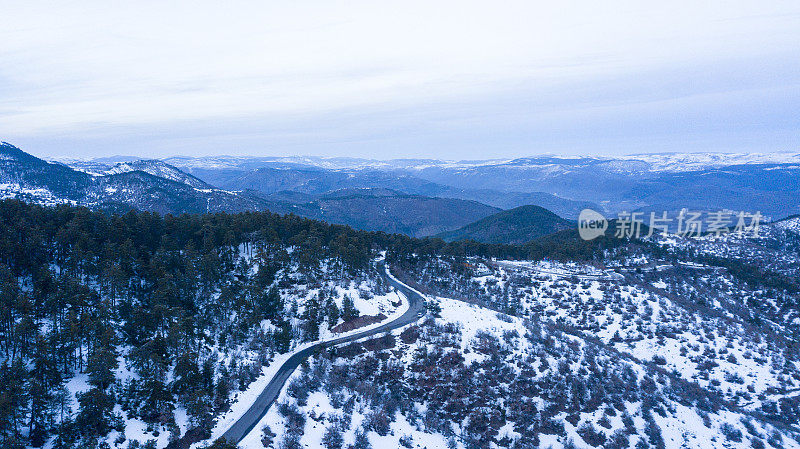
[19, 142, 800, 233]
[152, 152, 800, 219]
[175, 163, 595, 219]
[436, 205, 573, 244]
[0, 142, 506, 237]
[150, 151, 800, 173]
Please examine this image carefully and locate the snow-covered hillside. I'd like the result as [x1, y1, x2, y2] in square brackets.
[0, 142, 273, 214]
[49, 258, 405, 449]
[388, 226, 800, 447]
[774, 216, 800, 235]
[103, 160, 211, 189]
[233, 293, 800, 449]
[456, 261, 800, 413]
[0, 182, 74, 206]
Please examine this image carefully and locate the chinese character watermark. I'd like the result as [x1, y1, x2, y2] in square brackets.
[577, 209, 762, 241]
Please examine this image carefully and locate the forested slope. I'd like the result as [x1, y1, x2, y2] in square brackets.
[0, 200, 411, 449]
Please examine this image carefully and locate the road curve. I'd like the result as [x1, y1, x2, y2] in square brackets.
[219, 263, 426, 445]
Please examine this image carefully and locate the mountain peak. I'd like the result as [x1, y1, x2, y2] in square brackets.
[0, 142, 43, 164]
[436, 204, 573, 244]
[105, 159, 212, 189]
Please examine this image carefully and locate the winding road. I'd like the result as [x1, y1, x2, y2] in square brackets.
[219, 264, 426, 445]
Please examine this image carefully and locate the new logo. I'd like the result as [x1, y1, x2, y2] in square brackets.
[578, 209, 608, 240]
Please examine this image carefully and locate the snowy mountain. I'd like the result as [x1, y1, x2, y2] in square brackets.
[0, 142, 272, 214]
[620, 151, 800, 172]
[157, 151, 800, 174]
[39, 141, 800, 234]
[1, 143, 505, 236]
[156, 152, 800, 219]
[774, 215, 800, 235]
[103, 160, 212, 189]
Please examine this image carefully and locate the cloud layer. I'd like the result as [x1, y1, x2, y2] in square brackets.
[2, 0, 799, 158]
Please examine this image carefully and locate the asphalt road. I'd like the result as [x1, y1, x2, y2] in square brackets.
[219, 264, 426, 445]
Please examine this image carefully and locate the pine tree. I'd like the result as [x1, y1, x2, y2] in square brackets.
[207, 437, 238, 449]
[173, 352, 200, 398]
[274, 320, 293, 353]
[50, 386, 74, 449]
[260, 424, 276, 448]
[324, 297, 340, 326]
[322, 424, 343, 449]
[76, 387, 116, 438]
[77, 328, 119, 438]
[257, 288, 283, 320]
[29, 335, 61, 447]
[142, 377, 175, 425]
[0, 358, 28, 444]
[341, 295, 359, 322]
[351, 430, 372, 449]
[86, 329, 118, 391]
[301, 293, 322, 341]
[214, 368, 231, 411]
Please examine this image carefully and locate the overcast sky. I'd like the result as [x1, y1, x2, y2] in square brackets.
[2, 1, 799, 159]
